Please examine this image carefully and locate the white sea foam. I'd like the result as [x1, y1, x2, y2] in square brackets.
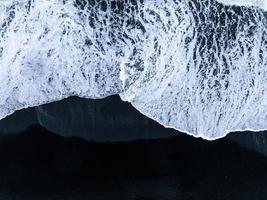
[0, 0, 266, 139]
[216, 0, 267, 11]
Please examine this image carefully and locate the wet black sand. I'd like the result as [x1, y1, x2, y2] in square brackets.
[0, 125, 266, 200]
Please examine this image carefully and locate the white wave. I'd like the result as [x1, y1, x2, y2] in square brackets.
[216, 0, 267, 11]
[0, 0, 266, 140]
[120, 0, 267, 139]
[0, 0, 129, 118]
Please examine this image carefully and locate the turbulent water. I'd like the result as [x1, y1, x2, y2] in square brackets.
[0, 0, 266, 140]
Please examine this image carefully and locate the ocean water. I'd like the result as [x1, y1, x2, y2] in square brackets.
[0, 1, 266, 199]
[0, 0, 266, 139]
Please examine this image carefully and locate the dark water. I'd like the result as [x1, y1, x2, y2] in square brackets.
[0, 96, 174, 141]
[1, 95, 267, 156]
[0, 125, 266, 200]
[0, 96, 267, 199]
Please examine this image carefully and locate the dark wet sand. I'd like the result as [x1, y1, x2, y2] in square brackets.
[0, 125, 266, 200]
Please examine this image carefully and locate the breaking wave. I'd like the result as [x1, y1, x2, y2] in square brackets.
[0, 0, 266, 139]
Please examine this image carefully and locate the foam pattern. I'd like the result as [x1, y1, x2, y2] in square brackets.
[0, 0, 143, 118]
[0, 0, 266, 139]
